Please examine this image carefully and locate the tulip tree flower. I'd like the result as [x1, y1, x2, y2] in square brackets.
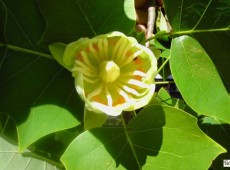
[63, 32, 157, 116]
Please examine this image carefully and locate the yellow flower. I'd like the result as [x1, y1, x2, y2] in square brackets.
[63, 32, 157, 116]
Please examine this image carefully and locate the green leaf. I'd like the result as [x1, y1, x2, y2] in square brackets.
[84, 108, 108, 130]
[0, 0, 45, 47]
[199, 117, 230, 169]
[61, 105, 225, 170]
[156, 9, 170, 33]
[164, 0, 230, 91]
[0, 0, 84, 151]
[170, 35, 230, 123]
[0, 113, 18, 142]
[38, 0, 136, 46]
[161, 49, 170, 58]
[157, 87, 185, 110]
[0, 135, 62, 170]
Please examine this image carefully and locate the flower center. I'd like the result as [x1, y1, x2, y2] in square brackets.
[99, 61, 120, 83]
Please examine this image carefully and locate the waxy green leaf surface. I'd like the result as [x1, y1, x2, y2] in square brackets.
[170, 36, 230, 123]
[164, 0, 230, 91]
[0, 135, 62, 170]
[199, 117, 230, 169]
[61, 105, 225, 170]
[38, 0, 136, 46]
[0, 0, 84, 151]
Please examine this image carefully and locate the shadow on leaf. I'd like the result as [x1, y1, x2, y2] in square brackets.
[0, 51, 84, 150]
[90, 104, 165, 169]
[199, 118, 230, 170]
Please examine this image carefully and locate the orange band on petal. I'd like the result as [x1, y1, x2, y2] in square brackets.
[134, 57, 143, 65]
[76, 53, 83, 62]
[93, 95, 107, 105]
[134, 75, 142, 81]
[113, 96, 126, 106]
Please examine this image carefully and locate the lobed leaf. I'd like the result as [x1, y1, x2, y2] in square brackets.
[199, 117, 230, 169]
[0, 135, 62, 170]
[61, 105, 225, 170]
[38, 0, 136, 46]
[0, 0, 84, 151]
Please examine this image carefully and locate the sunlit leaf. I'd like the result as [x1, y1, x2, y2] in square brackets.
[199, 117, 230, 169]
[84, 108, 108, 130]
[61, 105, 225, 170]
[170, 35, 230, 123]
[157, 87, 185, 109]
[0, 0, 84, 151]
[0, 135, 62, 170]
[164, 0, 230, 91]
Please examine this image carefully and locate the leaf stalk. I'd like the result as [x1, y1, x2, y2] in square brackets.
[0, 42, 53, 59]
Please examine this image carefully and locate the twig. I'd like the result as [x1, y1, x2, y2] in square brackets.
[145, 6, 156, 47]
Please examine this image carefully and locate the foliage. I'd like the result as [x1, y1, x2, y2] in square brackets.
[0, 0, 229, 169]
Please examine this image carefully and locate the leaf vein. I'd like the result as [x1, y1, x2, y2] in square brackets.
[97, 3, 115, 34]
[107, 142, 128, 170]
[81, 131, 124, 159]
[0, 56, 40, 86]
[3, 1, 35, 49]
[133, 143, 183, 158]
[32, 68, 64, 105]
[179, 0, 184, 31]
[192, 0, 213, 30]
[75, 0, 96, 36]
